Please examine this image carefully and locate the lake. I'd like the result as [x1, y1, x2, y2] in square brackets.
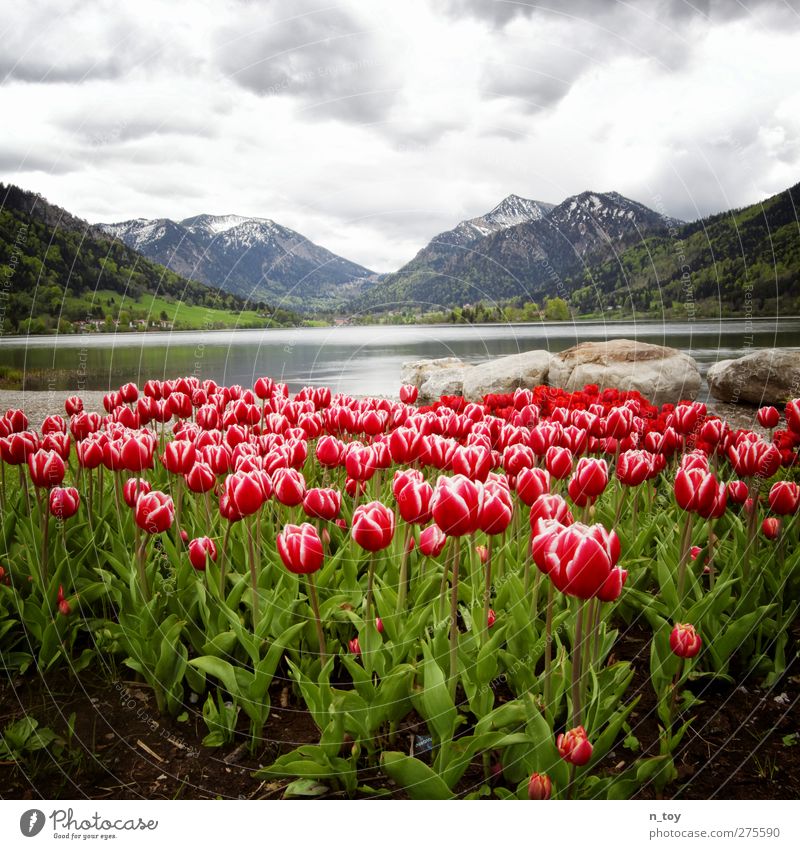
[1, 319, 797, 398]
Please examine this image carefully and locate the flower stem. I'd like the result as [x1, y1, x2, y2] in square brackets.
[307, 573, 327, 661]
[482, 536, 492, 646]
[448, 536, 461, 699]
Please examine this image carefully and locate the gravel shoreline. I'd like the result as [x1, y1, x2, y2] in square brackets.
[0, 388, 765, 433]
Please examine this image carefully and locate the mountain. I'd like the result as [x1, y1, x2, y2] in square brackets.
[352, 190, 678, 311]
[565, 182, 800, 317]
[99, 213, 377, 311]
[0, 184, 298, 335]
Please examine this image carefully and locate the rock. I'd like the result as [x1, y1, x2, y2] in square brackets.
[548, 339, 701, 405]
[418, 366, 472, 403]
[462, 350, 552, 402]
[706, 349, 800, 405]
[400, 357, 468, 390]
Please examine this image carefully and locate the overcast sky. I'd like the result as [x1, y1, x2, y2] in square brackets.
[2, 0, 799, 271]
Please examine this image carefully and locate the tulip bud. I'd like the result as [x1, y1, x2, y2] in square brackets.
[670, 622, 702, 658]
[689, 545, 702, 561]
[431, 475, 483, 537]
[399, 384, 418, 404]
[419, 524, 447, 557]
[761, 517, 781, 540]
[545, 446, 573, 480]
[27, 449, 66, 489]
[768, 481, 800, 515]
[487, 608, 496, 629]
[527, 772, 552, 800]
[557, 726, 593, 766]
[56, 585, 71, 617]
[303, 487, 342, 522]
[123, 478, 151, 508]
[188, 536, 217, 571]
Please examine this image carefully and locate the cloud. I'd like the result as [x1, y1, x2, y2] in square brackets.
[213, 1, 401, 122]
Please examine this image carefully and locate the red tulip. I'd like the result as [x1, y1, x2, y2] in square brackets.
[64, 396, 83, 416]
[545, 446, 573, 480]
[451, 444, 493, 482]
[303, 487, 342, 522]
[431, 475, 483, 537]
[727, 480, 749, 504]
[120, 382, 139, 403]
[728, 439, 781, 479]
[768, 481, 800, 515]
[786, 399, 800, 434]
[123, 478, 151, 508]
[56, 585, 71, 617]
[532, 521, 625, 601]
[135, 490, 175, 533]
[502, 444, 535, 476]
[272, 467, 306, 507]
[121, 433, 155, 472]
[486, 608, 496, 629]
[162, 440, 196, 475]
[757, 406, 780, 429]
[419, 524, 447, 557]
[395, 475, 434, 525]
[761, 517, 781, 540]
[527, 772, 552, 800]
[557, 726, 593, 766]
[186, 461, 216, 494]
[479, 480, 513, 535]
[4, 408, 28, 433]
[670, 623, 702, 658]
[399, 384, 418, 404]
[604, 406, 634, 439]
[27, 449, 65, 488]
[529, 493, 574, 530]
[277, 523, 324, 574]
[515, 467, 551, 506]
[352, 501, 395, 552]
[674, 468, 727, 519]
[1, 431, 38, 464]
[254, 376, 275, 399]
[188, 536, 217, 571]
[388, 427, 424, 464]
[345, 445, 377, 481]
[348, 637, 361, 655]
[49, 486, 80, 519]
[689, 545, 702, 561]
[42, 415, 67, 435]
[616, 450, 653, 487]
[223, 471, 264, 517]
[566, 458, 608, 507]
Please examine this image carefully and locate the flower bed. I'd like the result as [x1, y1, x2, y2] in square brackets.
[1, 378, 798, 799]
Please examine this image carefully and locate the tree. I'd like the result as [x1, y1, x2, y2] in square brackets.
[545, 297, 570, 321]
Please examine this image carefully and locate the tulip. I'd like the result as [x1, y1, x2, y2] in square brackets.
[272, 467, 306, 507]
[689, 545, 702, 561]
[188, 536, 217, 571]
[351, 501, 395, 552]
[566, 458, 608, 508]
[186, 461, 216, 494]
[303, 487, 342, 522]
[529, 493, 574, 530]
[399, 384, 418, 404]
[419, 524, 447, 557]
[479, 480, 513, 535]
[762, 517, 781, 540]
[56, 585, 71, 617]
[278, 523, 327, 658]
[27, 449, 65, 489]
[510, 466, 548, 507]
[431, 475, 483, 537]
[527, 772, 552, 800]
[727, 480, 749, 504]
[277, 523, 325, 574]
[757, 406, 780, 429]
[64, 396, 84, 416]
[669, 623, 702, 658]
[545, 445, 573, 480]
[451, 444, 493, 482]
[388, 427, 424, 464]
[49, 486, 80, 519]
[345, 445, 378, 481]
[395, 476, 434, 525]
[786, 399, 800, 434]
[674, 468, 726, 519]
[557, 726, 593, 767]
[768, 481, 800, 515]
[135, 490, 175, 534]
[486, 608, 496, 629]
[348, 637, 361, 655]
[121, 434, 155, 472]
[223, 471, 264, 518]
[161, 440, 196, 475]
[616, 450, 653, 487]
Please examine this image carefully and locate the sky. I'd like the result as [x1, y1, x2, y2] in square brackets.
[1, 0, 800, 272]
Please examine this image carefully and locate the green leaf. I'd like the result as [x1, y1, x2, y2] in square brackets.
[379, 752, 454, 800]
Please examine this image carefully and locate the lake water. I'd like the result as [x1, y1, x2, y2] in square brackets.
[1, 319, 798, 397]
